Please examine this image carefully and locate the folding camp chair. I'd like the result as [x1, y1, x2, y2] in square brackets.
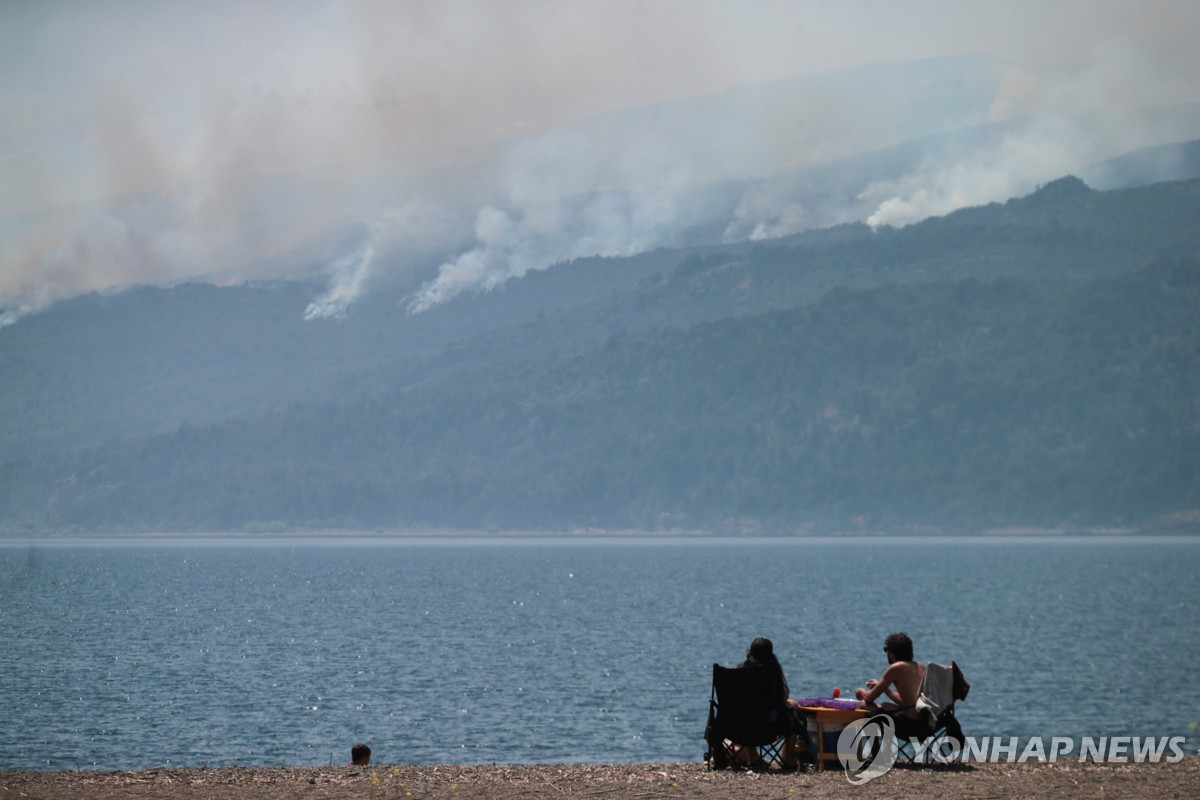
[704, 663, 803, 771]
[890, 660, 968, 763]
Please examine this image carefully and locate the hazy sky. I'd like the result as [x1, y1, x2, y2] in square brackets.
[3, 0, 1199, 323]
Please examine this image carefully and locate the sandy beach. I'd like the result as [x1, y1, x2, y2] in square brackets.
[3, 758, 1197, 799]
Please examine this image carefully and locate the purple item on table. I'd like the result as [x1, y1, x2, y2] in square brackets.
[795, 696, 864, 711]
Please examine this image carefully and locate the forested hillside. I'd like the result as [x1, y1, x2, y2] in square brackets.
[2, 177, 1199, 534]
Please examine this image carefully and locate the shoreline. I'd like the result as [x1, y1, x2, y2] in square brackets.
[3, 758, 1198, 799]
[3, 528, 1199, 545]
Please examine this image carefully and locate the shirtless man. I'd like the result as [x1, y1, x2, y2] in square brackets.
[855, 632, 925, 720]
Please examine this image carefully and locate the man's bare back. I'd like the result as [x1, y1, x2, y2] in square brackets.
[855, 633, 926, 720]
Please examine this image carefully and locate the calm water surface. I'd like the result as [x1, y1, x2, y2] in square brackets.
[1, 536, 1197, 770]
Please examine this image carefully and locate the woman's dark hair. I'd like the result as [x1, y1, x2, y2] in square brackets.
[740, 636, 789, 708]
[884, 632, 914, 662]
[746, 636, 775, 663]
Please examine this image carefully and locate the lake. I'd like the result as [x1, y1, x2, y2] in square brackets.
[1, 535, 1197, 770]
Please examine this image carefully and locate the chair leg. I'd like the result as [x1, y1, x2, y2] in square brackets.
[705, 738, 731, 770]
[707, 737, 793, 771]
[943, 714, 964, 746]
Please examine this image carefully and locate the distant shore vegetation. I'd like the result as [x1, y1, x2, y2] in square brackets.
[2, 177, 1198, 535]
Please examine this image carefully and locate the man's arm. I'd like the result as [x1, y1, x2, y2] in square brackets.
[858, 665, 902, 705]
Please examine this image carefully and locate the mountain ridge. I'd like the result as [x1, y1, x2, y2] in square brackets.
[3, 173, 1199, 533]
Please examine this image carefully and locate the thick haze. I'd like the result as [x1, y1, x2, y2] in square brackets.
[2, 0, 1199, 324]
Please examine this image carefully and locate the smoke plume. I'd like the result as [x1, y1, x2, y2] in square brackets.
[2, 1, 1199, 325]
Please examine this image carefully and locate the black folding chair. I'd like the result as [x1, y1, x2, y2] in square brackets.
[890, 660, 968, 764]
[892, 706, 966, 762]
[704, 663, 800, 771]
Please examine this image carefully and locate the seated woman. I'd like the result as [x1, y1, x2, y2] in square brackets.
[730, 637, 805, 767]
[739, 637, 799, 715]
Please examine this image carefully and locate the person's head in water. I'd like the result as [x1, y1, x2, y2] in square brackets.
[351, 742, 371, 766]
[884, 632, 914, 663]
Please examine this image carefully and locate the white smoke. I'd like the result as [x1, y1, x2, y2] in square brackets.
[862, 120, 1082, 228]
[723, 184, 863, 244]
[0, 173, 351, 326]
[406, 124, 736, 312]
[0, 0, 760, 325]
[864, 43, 1200, 229]
[1, 194, 252, 327]
[4, 2, 1200, 324]
[862, 120, 1200, 231]
[406, 187, 689, 313]
[304, 227, 378, 321]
